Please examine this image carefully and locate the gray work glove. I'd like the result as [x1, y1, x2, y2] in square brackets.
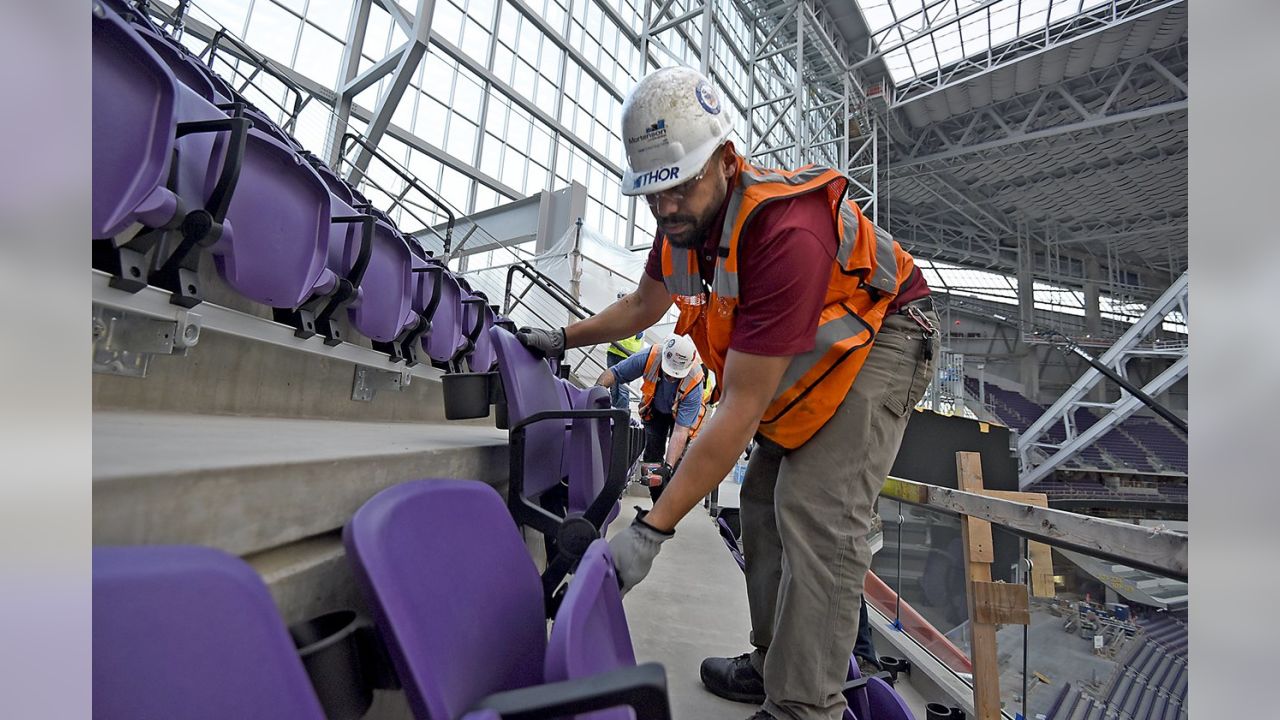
[608, 509, 674, 594]
[515, 326, 566, 359]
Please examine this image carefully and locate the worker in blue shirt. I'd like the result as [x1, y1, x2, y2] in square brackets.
[597, 334, 706, 501]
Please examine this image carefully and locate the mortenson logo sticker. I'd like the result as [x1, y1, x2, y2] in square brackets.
[633, 166, 680, 189]
[627, 118, 667, 145]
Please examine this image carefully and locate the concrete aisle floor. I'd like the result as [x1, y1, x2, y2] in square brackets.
[607, 489, 758, 720]
[609, 480, 933, 720]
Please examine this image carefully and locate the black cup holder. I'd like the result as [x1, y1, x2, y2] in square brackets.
[289, 611, 399, 720]
[925, 702, 965, 720]
[441, 371, 495, 420]
[878, 655, 910, 680]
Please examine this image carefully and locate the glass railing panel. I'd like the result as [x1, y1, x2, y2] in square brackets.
[868, 498, 975, 681]
[870, 481, 1189, 720]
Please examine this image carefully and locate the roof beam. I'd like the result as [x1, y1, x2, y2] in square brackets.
[890, 0, 1186, 108]
[894, 99, 1186, 170]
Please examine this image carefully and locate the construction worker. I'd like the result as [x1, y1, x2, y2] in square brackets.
[516, 66, 936, 720]
[605, 291, 646, 410]
[596, 334, 707, 501]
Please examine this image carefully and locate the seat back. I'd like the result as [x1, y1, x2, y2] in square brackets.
[491, 327, 567, 497]
[716, 517, 747, 571]
[133, 23, 219, 102]
[545, 540, 638, 720]
[93, 545, 326, 720]
[567, 385, 614, 515]
[865, 676, 916, 720]
[425, 271, 467, 365]
[465, 300, 497, 372]
[844, 657, 872, 720]
[344, 480, 547, 720]
[216, 128, 333, 308]
[92, 3, 178, 238]
[347, 220, 414, 342]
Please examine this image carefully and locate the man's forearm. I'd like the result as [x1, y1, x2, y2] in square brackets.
[664, 424, 691, 466]
[564, 277, 671, 348]
[566, 299, 649, 348]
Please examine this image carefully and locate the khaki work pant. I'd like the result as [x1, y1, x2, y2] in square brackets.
[741, 309, 938, 720]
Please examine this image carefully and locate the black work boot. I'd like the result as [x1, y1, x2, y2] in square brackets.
[745, 712, 775, 720]
[700, 652, 766, 704]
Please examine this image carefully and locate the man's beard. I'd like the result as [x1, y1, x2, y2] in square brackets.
[662, 211, 716, 249]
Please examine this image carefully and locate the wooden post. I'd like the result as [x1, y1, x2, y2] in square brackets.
[957, 452, 1012, 720]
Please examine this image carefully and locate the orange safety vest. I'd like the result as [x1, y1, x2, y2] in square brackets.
[638, 345, 707, 438]
[660, 156, 917, 449]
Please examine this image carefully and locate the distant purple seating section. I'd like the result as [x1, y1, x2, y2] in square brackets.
[93, 545, 327, 719]
[968, 378, 1187, 476]
[1087, 622, 1189, 720]
[343, 479, 671, 720]
[1124, 418, 1189, 474]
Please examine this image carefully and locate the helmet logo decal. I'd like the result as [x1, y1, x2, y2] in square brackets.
[633, 165, 680, 189]
[626, 118, 668, 145]
[695, 81, 721, 116]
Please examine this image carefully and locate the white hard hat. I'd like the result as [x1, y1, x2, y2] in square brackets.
[660, 334, 698, 379]
[620, 66, 734, 197]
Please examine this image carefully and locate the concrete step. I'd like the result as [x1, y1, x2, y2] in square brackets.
[95, 410, 511, 627]
[94, 411, 510, 554]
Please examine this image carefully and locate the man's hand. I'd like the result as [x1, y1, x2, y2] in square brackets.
[515, 326, 566, 359]
[647, 462, 673, 488]
[608, 509, 674, 594]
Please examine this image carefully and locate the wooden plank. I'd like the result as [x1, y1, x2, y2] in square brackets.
[978, 490, 1056, 598]
[972, 581, 1031, 625]
[878, 474, 1187, 580]
[956, 452, 1003, 720]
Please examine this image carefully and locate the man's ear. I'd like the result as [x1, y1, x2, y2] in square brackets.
[719, 141, 737, 178]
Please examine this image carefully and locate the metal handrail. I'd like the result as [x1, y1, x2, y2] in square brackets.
[337, 133, 456, 254]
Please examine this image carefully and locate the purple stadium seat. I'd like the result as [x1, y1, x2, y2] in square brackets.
[567, 385, 617, 518]
[491, 327, 629, 605]
[865, 675, 916, 719]
[343, 479, 670, 720]
[463, 295, 498, 372]
[425, 271, 470, 369]
[545, 540, 640, 720]
[93, 3, 251, 305]
[345, 218, 415, 348]
[391, 252, 443, 365]
[93, 545, 326, 720]
[92, 3, 179, 240]
[261, 151, 376, 345]
[213, 127, 337, 309]
[716, 517, 746, 571]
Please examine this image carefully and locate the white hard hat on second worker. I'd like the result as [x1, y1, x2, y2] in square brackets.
[661, 333, 698, 379]
[620, 66, 734, 197]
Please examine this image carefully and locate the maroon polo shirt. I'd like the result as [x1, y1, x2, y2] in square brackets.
[644, 185, 929, 358]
